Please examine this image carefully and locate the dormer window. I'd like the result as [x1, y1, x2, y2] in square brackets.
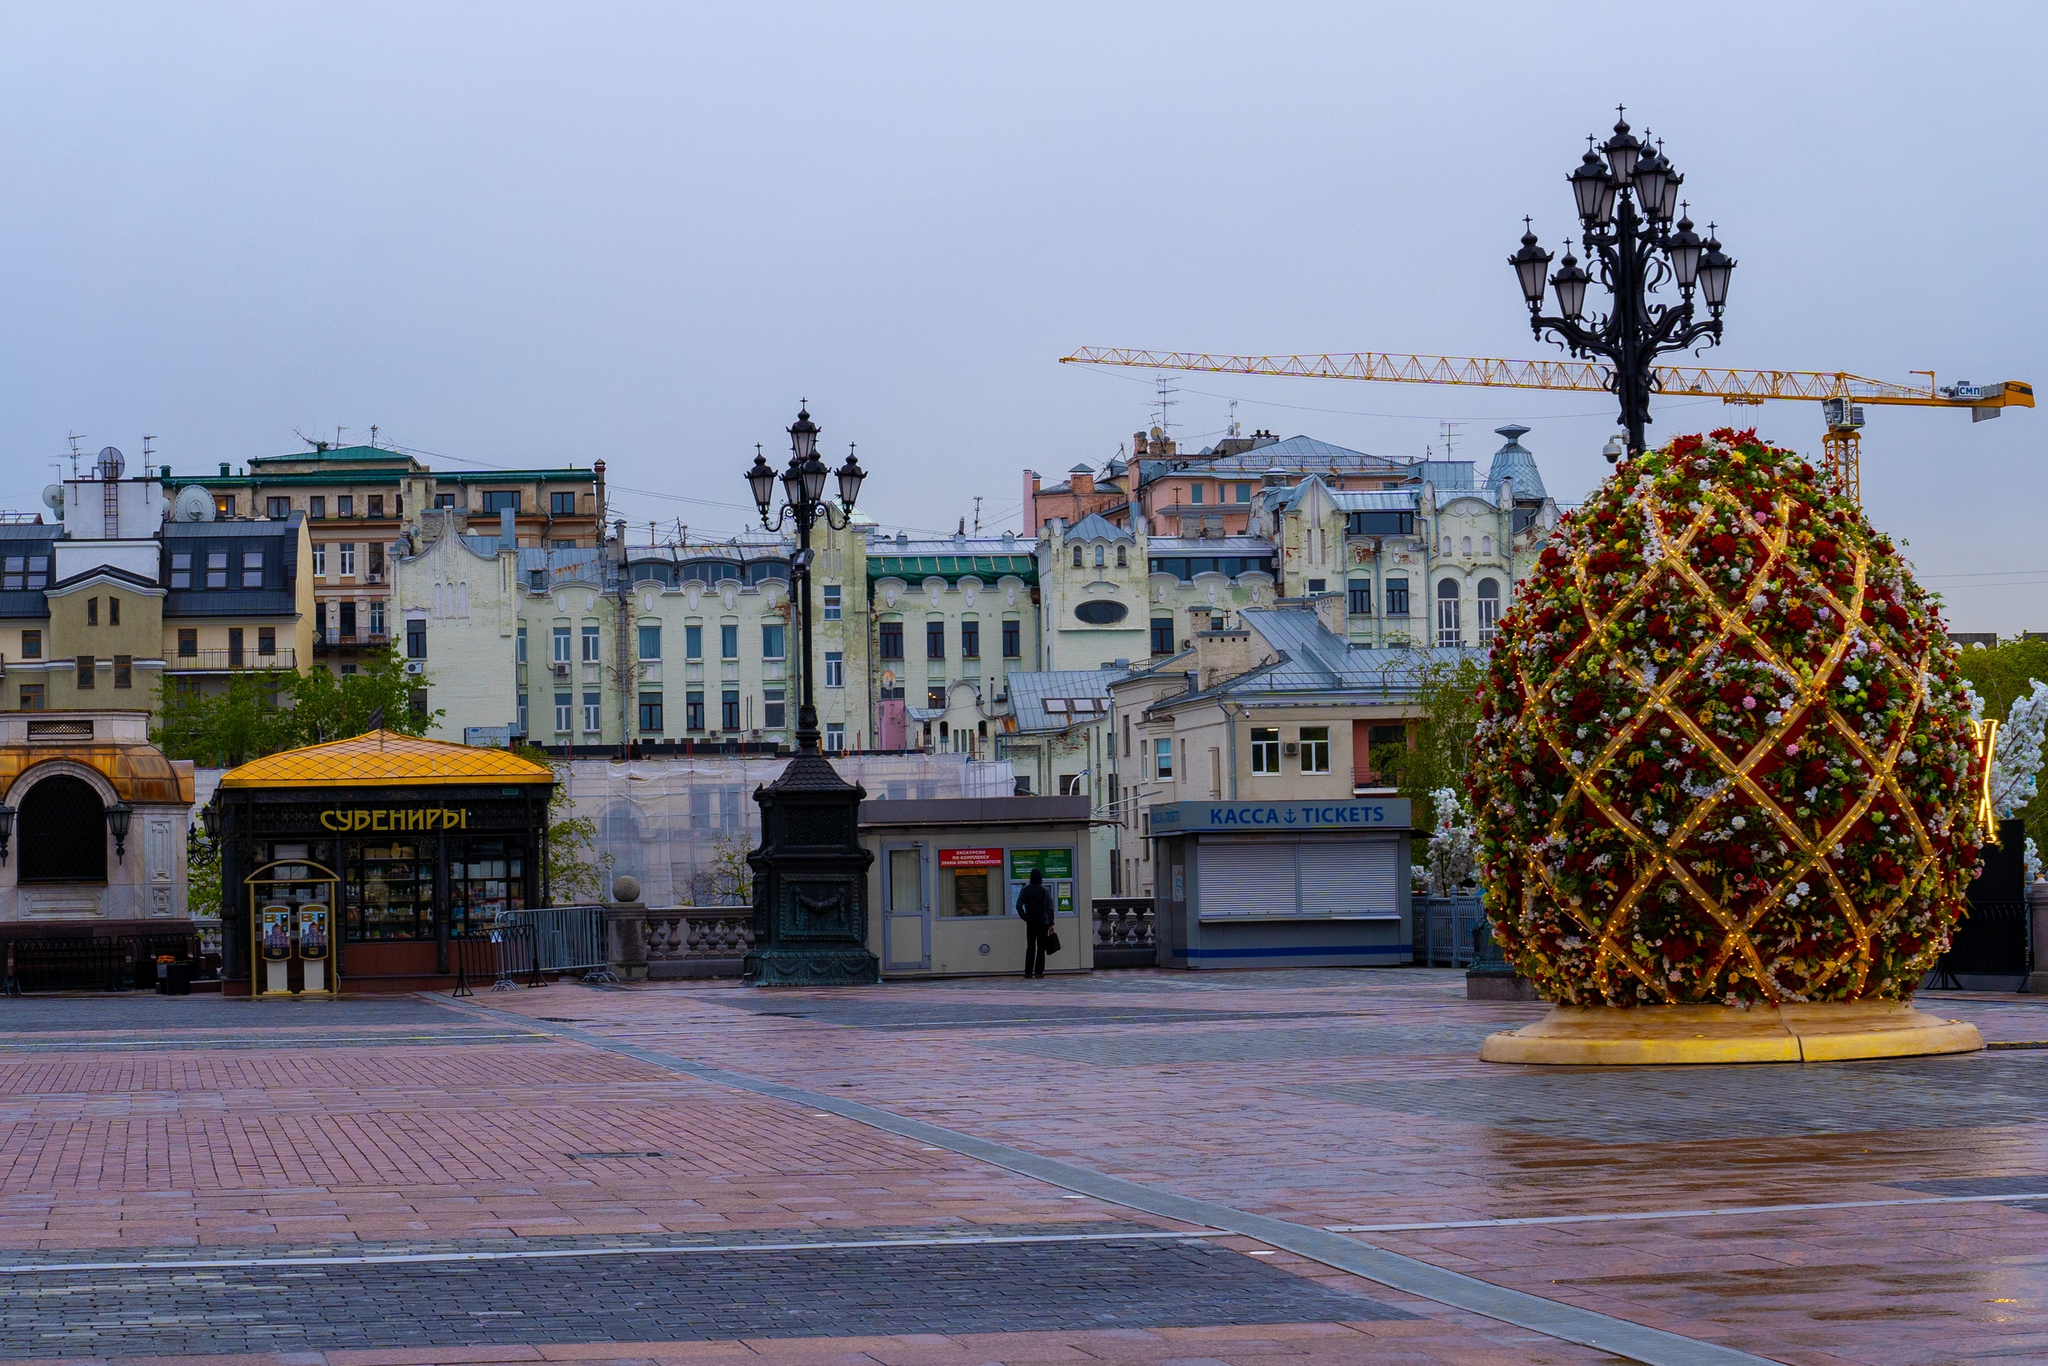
[1071, 545, 1083, 568]
[1094, 545, 1105, 568]
[1116, 545, 1127, 568]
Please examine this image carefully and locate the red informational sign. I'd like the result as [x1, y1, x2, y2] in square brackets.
[938, 847, 1004, 869]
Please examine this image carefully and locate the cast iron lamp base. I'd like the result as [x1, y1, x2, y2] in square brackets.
[742, 751, 879, 987]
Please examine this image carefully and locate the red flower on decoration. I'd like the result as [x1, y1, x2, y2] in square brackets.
[1468, 431, 1985, 1008]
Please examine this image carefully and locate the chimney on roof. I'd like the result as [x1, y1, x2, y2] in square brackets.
[1133, 430, 1148, 458]
[593, 459, 607, 518]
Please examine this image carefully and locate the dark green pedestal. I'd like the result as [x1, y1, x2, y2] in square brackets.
[742, 753, 878, 986]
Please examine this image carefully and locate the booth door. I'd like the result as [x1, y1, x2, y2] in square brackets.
[882, 844, 931, 971]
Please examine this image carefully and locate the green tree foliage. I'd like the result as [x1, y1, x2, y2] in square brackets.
[512, 743, 613, 904]
[153, 649, 442, 764]
[1370, 652, 1488, 836]
[1953, 637, 2048, 842]
[186, 827, 221, 921]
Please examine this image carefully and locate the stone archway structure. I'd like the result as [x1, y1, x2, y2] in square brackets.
[0, 710, 194, 936]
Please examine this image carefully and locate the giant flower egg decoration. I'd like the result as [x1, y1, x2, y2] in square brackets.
[1471, 429, 1986, 1007]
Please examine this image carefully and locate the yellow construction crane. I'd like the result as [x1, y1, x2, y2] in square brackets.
[1059, 347, 2033, 506]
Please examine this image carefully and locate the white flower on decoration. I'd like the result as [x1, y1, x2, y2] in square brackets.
[1652, 820, 1670, 836]
[2027, 837, 2042, 885]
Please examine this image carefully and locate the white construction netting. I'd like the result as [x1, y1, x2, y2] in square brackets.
[560, 754, 1014, 909]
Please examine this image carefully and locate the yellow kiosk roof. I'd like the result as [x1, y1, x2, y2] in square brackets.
[217, 730, 556, 790]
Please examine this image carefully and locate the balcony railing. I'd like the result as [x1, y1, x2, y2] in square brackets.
[311, 631, 391, 653]
[168, 648, 296, 672]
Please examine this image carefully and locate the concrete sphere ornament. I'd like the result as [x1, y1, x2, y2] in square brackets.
[610, 874, 642, 905]
[1471, 430, 1987, 1063]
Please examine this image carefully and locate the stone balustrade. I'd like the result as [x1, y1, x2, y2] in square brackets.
[1093, 898, 1157, 969]
[643, 908, 756, 979]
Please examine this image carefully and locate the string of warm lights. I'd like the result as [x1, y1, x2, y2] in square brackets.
[1470, 430, 1986, 1007]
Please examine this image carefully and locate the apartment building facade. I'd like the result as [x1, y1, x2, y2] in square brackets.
[1104, 599, 1465, 902]
[178, 443, 603, 675]
[0, 451, 312, 713]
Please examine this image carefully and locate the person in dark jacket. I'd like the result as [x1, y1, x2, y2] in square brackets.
[1016, 868, 1056, 978]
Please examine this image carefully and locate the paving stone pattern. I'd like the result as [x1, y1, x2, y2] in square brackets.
[1296, 1051, 2048, 1143]
[0, 1238, 1410, 1358]
[7, 974, 2048, 1366]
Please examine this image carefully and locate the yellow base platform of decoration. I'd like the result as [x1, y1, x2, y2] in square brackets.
[1480, 1001, 1984, 1065]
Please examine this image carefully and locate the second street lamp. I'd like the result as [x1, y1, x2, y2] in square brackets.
[739, 402, 879, 987]
[1511, 108, 1737, 457]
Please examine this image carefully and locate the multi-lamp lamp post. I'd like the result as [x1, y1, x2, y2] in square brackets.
[737, 404, 879, 986]
[1509, 109, 1737, 460]
[745, 406, 866, 754]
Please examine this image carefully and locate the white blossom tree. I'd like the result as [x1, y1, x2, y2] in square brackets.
[1426, 786, 1477, 897]
[1968, 678, 2048, 819]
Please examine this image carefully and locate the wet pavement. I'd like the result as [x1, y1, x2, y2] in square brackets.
[0, 969, 2042, 1364]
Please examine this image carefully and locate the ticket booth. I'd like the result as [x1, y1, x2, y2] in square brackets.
[207, 730, 554, 995]
[1150, 798, 1414, 969]
[860, 795, 1093, 977]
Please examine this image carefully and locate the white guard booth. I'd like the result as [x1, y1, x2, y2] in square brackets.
[860, 795, 1094, 977]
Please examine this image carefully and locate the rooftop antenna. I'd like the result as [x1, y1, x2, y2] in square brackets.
[369, 424, 379, 448]
[1151, 375, 1179, 436]
[66, 433, 84, 478]
[973, 496, 982, 534]
[1438, 420, 1463, 458]
[335, 425, 348, 448]
[142, 434, 156, 476]
[1228, 398, 1241, 439]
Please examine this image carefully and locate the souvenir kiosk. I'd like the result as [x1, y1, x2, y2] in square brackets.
[207, 731, 554, 996]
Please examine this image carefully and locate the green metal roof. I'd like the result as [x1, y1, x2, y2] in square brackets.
[168, 468, 592, 488]
[866, 554, 1038, 584]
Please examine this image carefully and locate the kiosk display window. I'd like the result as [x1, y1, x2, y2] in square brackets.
[1006, 848, 1075, 918]
[937, 847, 1001, 917]
[450, 838, 526, 932]
[346, 842, 436, 940]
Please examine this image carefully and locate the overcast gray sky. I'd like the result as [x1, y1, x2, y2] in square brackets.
[2, 3, 2042, 630]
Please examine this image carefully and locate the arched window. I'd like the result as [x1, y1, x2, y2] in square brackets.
[1440, 534, 1452, 555]
[1116, 545, 1127, 568]
[1071, 545, 1083, 568]
[1460, 536, 1472, 556]
[1436, 579, 1463, 648]
[1480, 535, 1493, 557]
[1477, 578, 1502, 646]
[18, 774, 108, 884]
[1094, 544, 1105, 567]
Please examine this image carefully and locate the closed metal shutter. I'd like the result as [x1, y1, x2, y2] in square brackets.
[1198, 840, 1298, 919]
[1298, 836, 1398, 919]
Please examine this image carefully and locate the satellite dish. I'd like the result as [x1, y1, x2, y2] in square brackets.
[41, 484, 63, 512]
[96, 446, 125, 481]
[173, 486, 216, 522]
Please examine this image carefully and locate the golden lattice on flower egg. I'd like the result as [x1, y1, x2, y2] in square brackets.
[1469, 429, 1985, 1007]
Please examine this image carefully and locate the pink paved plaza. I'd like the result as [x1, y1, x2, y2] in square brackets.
[1, 970, 2044, 1366]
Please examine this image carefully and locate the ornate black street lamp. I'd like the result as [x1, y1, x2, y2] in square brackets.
[746, 406, 866, 752]
[738, 404, 878, 986]
[1511, 109, 1736, 457]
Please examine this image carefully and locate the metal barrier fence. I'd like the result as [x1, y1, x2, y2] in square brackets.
[1934, 898, 2031, 985]
[3, 932, 200, 995]
[494, 907, 616, 985]
[1417, 897, 1485, 968]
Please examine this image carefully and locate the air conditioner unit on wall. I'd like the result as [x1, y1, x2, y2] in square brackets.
[1283, 742, 1299, 756]
[404, 660, 425, 676]
[552, 661, 570, 676]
